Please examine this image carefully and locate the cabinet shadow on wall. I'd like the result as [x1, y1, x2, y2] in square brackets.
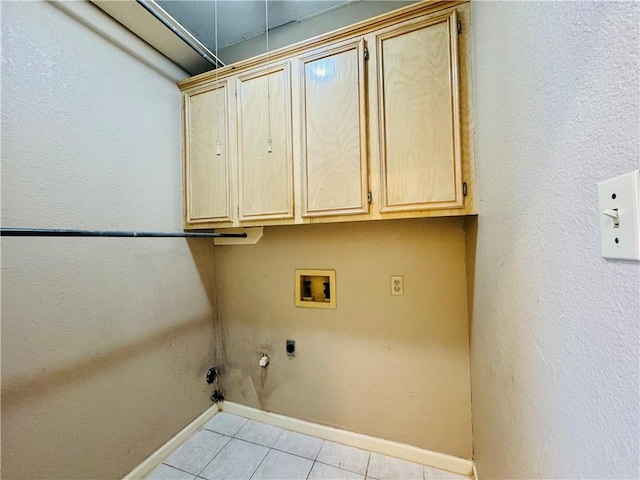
[464, 215, 477, 332]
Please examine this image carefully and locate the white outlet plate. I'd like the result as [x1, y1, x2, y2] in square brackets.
[391, 275, 404, 296]
[597, 170, 640, 261]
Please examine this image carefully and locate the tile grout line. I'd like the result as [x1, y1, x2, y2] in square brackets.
[233, 419, 285, 448]
[198, 420, 277, 480]
[305, 460, 314, 480]
[158, 462, 197, 478]
[364, 450, 372, 479]
[247, 422, 286, 480]
[193, 416, 248, 480]
[193, 432, 232, 479]
[314, 459, 367, 477]
[248, 446, 272, 480]
[247, 444, 270, 480]
[230, 423, 329, 463]
[313, 440, 325, 462]
[198, 414, 248, 477]
[270, 434, 324, 462]
[271, 425, 286, 446]
[305, 437, 326, 480]
[215, 415, 379, 474]
[162, 414, 464, 480]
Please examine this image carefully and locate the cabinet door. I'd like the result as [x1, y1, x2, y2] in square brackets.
[377, 11, 462, 212]
[184, 83, 232, 224]
[236, 63, 294, 221]
[300, 39, 369, 217]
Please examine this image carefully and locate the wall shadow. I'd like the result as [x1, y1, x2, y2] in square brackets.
[464, 215, 478, 333]
[1, 314, 212, 409]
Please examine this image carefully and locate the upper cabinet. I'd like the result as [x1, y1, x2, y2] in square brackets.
[299, 39, 369, 218]
[184, 81, 232, 225]
[236, 62, 294, 221]
[376, 11, 462, 212]
[179, 1, 475, 230]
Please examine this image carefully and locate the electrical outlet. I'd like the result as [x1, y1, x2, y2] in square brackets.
[391, 275, 404, 296]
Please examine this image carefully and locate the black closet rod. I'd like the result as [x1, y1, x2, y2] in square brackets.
[0, 228, 247, 239]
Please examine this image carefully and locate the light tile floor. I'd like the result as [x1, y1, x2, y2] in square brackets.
[146, 412, 469, 480]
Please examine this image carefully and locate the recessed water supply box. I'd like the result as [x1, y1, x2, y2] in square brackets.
[294, 269, 336, 309]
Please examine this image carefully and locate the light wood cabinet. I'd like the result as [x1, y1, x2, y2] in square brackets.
[237, 63, 294, 221]
[184, 81, 232, 224]
[376, 11, 462, 212]
[179, 1, 475, 230]
[299, 39, 369, 218]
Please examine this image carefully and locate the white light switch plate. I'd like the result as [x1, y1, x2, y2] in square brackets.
[597, 170, 640, 261]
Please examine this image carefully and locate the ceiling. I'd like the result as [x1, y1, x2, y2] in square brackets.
[156, 1, 354, 53]
[92, 0, 415, 75]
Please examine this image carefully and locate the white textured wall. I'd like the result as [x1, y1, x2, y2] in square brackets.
[1, 2, 217, 479]
[470, 2, 640, 479]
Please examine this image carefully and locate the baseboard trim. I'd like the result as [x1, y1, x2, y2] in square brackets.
[122, 403, 220, 480]
[222, 402, 474, 477]
[472, 463, 479, 480]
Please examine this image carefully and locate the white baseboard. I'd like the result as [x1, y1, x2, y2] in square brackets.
[122, 403, 220, 480]
[222, 402, 474, 477]
[472, 463, 479, 480]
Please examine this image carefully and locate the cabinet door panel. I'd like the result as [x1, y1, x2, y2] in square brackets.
[237, 64, 294, 221]
[301, 39, 368, 217]
[185, 84, 231, 223]
[377, 11, 462, 212]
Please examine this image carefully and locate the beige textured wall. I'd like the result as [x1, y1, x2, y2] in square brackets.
[216, 218, 472, 459]
[1, 2, 217, 479]
[470, 1, 640, 478]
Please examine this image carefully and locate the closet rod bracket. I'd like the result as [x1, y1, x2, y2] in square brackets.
[213, 227, 264, 245]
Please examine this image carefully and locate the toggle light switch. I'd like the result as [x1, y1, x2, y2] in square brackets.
[597, 170, 640, 261]
[603, 209, 620, 228]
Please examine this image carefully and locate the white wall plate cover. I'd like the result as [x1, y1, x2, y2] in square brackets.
[597, 170, 640, 261]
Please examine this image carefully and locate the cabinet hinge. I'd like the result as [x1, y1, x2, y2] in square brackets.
[367, 191, 372, 204]
[463, 182, 468, 196]
[457, 20, 462, 35]
[364, 47, 369, 61]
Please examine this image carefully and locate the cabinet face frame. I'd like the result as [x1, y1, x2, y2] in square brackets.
[376, 10, 463, 213]
[183, 80, 233, 225]
[236, 62, 295, 222]
[298, 38, 370, 218]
